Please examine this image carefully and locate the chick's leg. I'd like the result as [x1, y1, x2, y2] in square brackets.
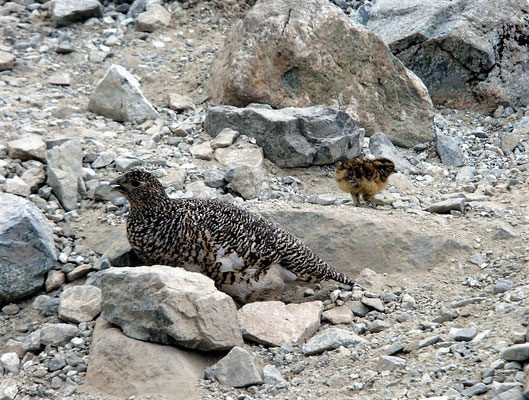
[351, 193, 361, 206]
[366, 195, 393, 206]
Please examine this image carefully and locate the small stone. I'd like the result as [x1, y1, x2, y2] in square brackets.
[449, 327, 478, 342]
[48, 355, 67, 372]
[40, 323, 79, 347]
[7, 136, 47, 162]
[308, 194, 337, 205]
[66, 264, 92, 281]
[1, 304, 19, 315]
[59, 285, 102, 323]
[418, 335, 442, 349]
[0, 378, 18, 400]
[5, 176, 31, 197]
[494, 279, 515, 294]
[211, 128, 240, 150]
[0, 353, 20, 375]
[91, 152, 116, 169]
[461, 382, 489, 397]
[203, 169, 226, 188]
[361, 296, 385, 312]
[322, 305, 353, 325]
[435, 132, 464, 167]
[263, 364, 288, 388]
[502, 344, 529, 362]
[425, 198, 466, 214]
[501, 133, 520, 153]
[51, 0, 103, 27]
[367, 320, 390, 333]
[301, 328, 368, 355]
[226, 165, 264, 200]
[167, 93, 195, 112]
[46, 270, 66, 292]
[190, 142, 213, 160]
[376, 355, 406, 371]
[22, 331, 41, 354]
[346, 300, 369, 317]
[50, 376, 63, 389]
[0, 51, 16, 71]
[494, 224, 519, 240]
[49, 73, 71, 86]
[135, 4, 171, 32]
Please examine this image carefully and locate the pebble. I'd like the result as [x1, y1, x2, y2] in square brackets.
[449, 327, 478, 342]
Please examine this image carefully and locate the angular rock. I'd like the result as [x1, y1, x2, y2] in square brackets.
[0, 51, 15, 71]
[302, 328, 368, 355]
[59, 285, 102, 323]
[211, 128, 239, 149]
[208, 0, 433, 147]
[368, 320, 390, 333]
[7, 136, 47, 162]
[46, 138, 83, 211]
[88, 64, 159, 123]
[214, 140, 264, 168]
[377, 355, 406, 371]
[205, 104, 363, 167]
[100, 266, 243, 351]
[51, 0, 103, 27]
[40, 323, 79, 347]
[494, 279, 515, 294]
[91, 151, 116, 169]
[435, 132, 464, 167]
[361, 296, 385, 312]
[346, 300, 369, 317]
[358, 0, 529, 113]
[425, 198, 466, 214]
[502, 344, 529, 362]
[494, 224, 519, 240]
[0, 193, 57, 305]
[449, 327, 478, 341]
[0, 353, 20, 375]
[21, 167, 46, 192]
[49, 73, 71, 86]
[203, 169, 226, 188]
[204, 346, 263, 388]
[22, 331, 41, 354]
[4, 176, 30, 197]
[190, 142, 213, 161]
[322, 305, 354, 325]
[66, 264, 93, 281]
[258, 203, 469, 276]
[167, 93, 195, 112]
[225, 165, 264, 200]
[135, 5, 172, 32]
[369, 132, 415, 172]
[461, 383, 489, 397]
[238, 301, 323, 346]
[45, 270, 65, 292]
[85, 318, 212, 399]
[0, 378, 18, 399]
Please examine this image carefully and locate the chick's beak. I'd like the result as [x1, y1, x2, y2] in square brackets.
[110, 178, 125, 193]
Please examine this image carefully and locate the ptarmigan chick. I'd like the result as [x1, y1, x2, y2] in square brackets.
[334, 157, 396, 206]
[112, 170, 358, 303]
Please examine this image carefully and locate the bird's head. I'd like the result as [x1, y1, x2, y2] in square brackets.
[111, 169, 168, 205]
[375, 158, 397, 176]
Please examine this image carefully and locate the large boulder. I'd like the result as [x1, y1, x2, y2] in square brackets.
[84, 318, 213, 399]
[257, 203, 470, 276]
[88, 64, 159, 123]
[46, 138, 83, 211]
[205, 104, 363, 167]
[208, 0, 434, 148]
[0, 194, 57, 305]
[357, 0, 529, 113]
[99, 266, 243, 351]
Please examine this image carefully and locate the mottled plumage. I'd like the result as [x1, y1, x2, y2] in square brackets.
[335, 157, 396, 206]
[113, 170, 357, 303]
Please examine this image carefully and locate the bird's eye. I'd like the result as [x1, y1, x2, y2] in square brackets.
[131, 180, 141, 188]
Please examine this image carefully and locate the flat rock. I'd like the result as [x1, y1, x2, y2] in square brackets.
[49, 73, 71, 86]
[88, 64, 159, 124]
[45, 270, 65, 292]
[205, 104, 363, 167]
[190, 142, 213, 160]
[361, 296, 385, 312]
[461, 383, 489, 397]
[59, 285, 102, 323]
[208, 0, 433, 147]
[46, 138, 83, 211]
[262, 364, 288, 388]
[211, 128, 239, 149]
[204, 346, 263, 388]
[425, 198, 466, 214]
[100, 266, 243, 351]
[7, 136, 47, 162]
[238, 301, 323, 346]
[449, 327, 478, 341]
[51, 0, 102, 27]
[0, 193, 57, 305]
[40, 323, 79, 347]
[167, 93, 195, 112]
[84, 318, 212, 399]
[322, 305, 354, 325]
[502, 344, 529, 362]
[5, 176, 30, 197]
[346, 300, 370, 317]
[214, 140, 264, 168]
[0, 51, 15, 71]
[302, 327, 368, 355]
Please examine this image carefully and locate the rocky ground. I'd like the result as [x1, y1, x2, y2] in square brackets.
[1, 0, 529, 399]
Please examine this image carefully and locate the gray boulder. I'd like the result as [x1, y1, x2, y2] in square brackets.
[51, 0, 103, 27]
[0, 194, 57, 305]
[208, 0, 434, 147]
[435, 132, 464, 167]
[205, 104, 363, 167]
[357, 0, 529, 113]
[46, 138, 83, 211]
[88, 64, 159, 124]
[85, 318, 213, 399]
[100, 266, 243, 351]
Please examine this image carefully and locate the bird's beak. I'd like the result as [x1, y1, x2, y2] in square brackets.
[109, 178, 125, 192]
